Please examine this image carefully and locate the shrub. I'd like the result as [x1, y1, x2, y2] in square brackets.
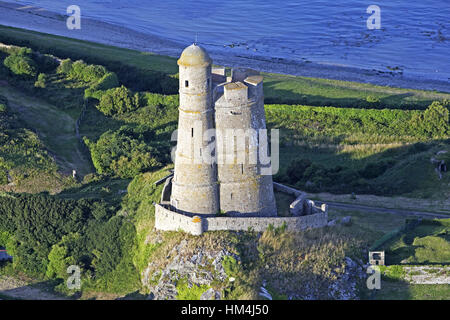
[91, 72, 119, 91]
[285, 158, 312, 183]
[423, 101, 449, 137]
[34, 73, 47, 88]
[366, 95, 381, 107]
[0, 168, 7, 185]
[84, 126, 162, 178]
[57, 59, 73, 74]
[68, 60, 108, 82]
[0, 230, 11, 247]
[97, 86, 141, 116]
[4, 53, 37, 77]
[359, 161, 393, 179]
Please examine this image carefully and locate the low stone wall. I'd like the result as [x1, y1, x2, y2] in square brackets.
[273, 182, 303, 197]
[154, 204, 198, 234]
[155, 203, 328, 236]
[154, 181, 328, 235]
[205, 213, 327, 233]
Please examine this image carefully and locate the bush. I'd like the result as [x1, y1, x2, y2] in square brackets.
[68, 60, 108, 82]
[57, 59, 73, 74]
[359, 160, 394, 179]
[34, 73, 47, 88]
[97, 86, 141, 116]
[366, 95, 381, 107]
[91, 72, 119, 91]
[423, 101, 449, 137]
[84, 126, 162, 178]
[4, 53, 37, 77]
[285, 158, 312, 183]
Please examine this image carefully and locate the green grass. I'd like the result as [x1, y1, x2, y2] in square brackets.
[374, 282, 450, 300]
[380, 219, 450, 265]
[0, 85, 94, 177]
[2, 25, 449, 108]
[328, 209, 407, 235]
[0, 25, 178, 75]
[176, 277, 211, 300]
[263, 73, 450, 109]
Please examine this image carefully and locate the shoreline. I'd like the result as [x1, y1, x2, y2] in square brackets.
[0, 1, 449, 93]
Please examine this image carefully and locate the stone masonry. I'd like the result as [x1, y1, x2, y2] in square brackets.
[170, 44, 276, 217]
[155, 44, 328, 235]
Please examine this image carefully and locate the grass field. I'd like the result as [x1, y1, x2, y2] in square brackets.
[0, 85, 93, 177]
[263, 73, 450, 109]
[0, 25, 178, 75]
[375, 282, 450, 300]
[1, 25, 449, 107]
[379, 219, 450, 265]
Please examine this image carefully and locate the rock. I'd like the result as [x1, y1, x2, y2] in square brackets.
[144, 243, 236, 300]
[200, 288, 216, 300]
[259, 287, 272, 300]
[345, 257, 356, 269]
[327, 219, 337, 227]
[341, 216, 352, 225]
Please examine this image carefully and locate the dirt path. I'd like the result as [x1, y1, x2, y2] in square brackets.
[0, 275, 66, 300]
[0, 85, 93, 178]
[316, 200, 449, 219]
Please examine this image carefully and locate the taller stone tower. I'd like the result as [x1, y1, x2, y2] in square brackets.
[170, 44, 219, 215]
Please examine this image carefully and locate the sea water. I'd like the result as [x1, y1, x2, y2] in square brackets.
[3, 0, 450, 81]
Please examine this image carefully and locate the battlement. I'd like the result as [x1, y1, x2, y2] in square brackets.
[213, 68, 263, 107]
[224, 81, 248, 103]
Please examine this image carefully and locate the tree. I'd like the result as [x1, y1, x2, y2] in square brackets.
[423, 101, 449, 137]
[4, 53, 37, 77]
[97, 86, 140, 116]
[34, 73, 47, 88]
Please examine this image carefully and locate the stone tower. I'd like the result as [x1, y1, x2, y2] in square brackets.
[214, 69, 277, 216]
[170, 44, 219, 215]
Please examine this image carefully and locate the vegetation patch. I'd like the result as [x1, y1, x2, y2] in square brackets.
[379, 219, 450, 265]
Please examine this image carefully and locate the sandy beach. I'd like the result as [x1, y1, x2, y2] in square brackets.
[0, 1, 448, 93]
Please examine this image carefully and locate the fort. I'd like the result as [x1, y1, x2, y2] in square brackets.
[154, 44, 328, 235]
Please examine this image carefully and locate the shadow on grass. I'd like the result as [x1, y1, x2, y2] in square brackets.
[264, 79, 438, 110]
[275, 138, 450, 197]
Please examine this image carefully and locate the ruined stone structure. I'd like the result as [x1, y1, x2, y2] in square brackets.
[155, 44, 328, 235]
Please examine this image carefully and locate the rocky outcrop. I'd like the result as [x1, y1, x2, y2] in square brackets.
[142, 239, 237, 300]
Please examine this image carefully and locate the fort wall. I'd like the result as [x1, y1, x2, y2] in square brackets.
[155, 202, 328, 236]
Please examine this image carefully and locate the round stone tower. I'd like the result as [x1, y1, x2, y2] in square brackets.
[170, 44, 219, 215]
[214, 73, 277, 217]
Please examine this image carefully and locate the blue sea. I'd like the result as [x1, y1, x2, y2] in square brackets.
[3, 0, 450, 81]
